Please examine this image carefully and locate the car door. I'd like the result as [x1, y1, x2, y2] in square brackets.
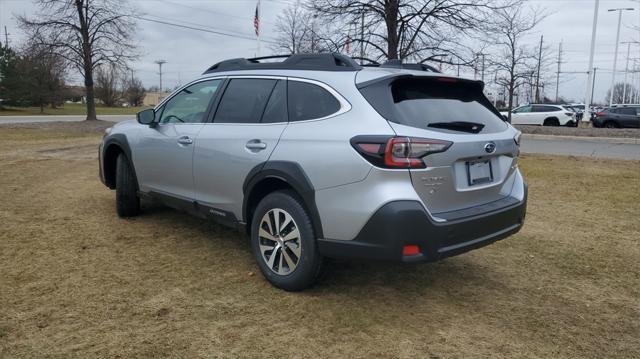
[193, 77, 288, 219]
[618, 107, 637, 128]
[510, 105, 532, 124]
[133, 79, 223, 200]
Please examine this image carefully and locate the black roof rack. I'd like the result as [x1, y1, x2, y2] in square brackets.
[203, 53, 441, 74]
[203, 53, 361, 74]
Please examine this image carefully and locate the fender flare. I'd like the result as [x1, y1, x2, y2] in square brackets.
[242, 161, 324, 239]
[102, 134, 136, 189]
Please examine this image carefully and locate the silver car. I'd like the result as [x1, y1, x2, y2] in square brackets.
[99, 53, 527, 291]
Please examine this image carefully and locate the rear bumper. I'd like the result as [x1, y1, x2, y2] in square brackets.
[317, 185, 527, 262]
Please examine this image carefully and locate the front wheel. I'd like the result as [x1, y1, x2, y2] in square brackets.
[250, 191, 323, 291]
[115, 153, 140, 217]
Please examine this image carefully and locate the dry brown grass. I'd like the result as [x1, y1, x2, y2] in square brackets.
[1, 122, 639, 358]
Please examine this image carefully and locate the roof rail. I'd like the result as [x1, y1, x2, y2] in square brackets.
[379, 59, 441, 73]
[203, 53, 362, 74]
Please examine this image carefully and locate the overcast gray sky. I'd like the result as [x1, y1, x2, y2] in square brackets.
[1, 0, 638, 103]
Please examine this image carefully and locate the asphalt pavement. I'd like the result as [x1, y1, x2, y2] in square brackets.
[521, 134, 640, 160]
[1, 115, 639, 160]
[0, 115, 133, 124]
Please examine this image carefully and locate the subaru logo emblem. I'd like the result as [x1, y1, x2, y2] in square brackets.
[484, 142, 496, 153]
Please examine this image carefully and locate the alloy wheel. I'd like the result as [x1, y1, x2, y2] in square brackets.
[258, 208, 302, 275]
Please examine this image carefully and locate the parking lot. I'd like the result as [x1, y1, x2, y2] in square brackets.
[1, 122, 638, 358]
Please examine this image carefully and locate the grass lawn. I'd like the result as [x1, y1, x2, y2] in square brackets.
[0, 121, 638, 358]
[0, 103, 148, 116]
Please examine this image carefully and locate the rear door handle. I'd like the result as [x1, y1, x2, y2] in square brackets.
[245, 140, 267, 150]
[177, 136, 193, 145]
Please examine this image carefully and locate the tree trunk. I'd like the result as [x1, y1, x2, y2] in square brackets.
[507, 81, 515, 122]
[76, 0, 97, 121]
[85, 82, 97, 120]
[385, 0, 399, 60]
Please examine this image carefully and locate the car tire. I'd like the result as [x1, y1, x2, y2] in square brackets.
[543, 117, 560, 126]
[604, 121, 618, 129]
[250, 190, 324, 291]
[115, 153, 140, 217]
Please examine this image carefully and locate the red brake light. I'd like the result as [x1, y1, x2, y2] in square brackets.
[384, 137, 451, 169]
[403, 245, 421, 256]
[351, 135, 452, 169]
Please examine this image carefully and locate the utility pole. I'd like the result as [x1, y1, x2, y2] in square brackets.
[555, 41, 563, 103]
[360, 8, 365, 65]
[3, 26, 8, 48]
[535, 35, 543, 103]
[621, 42, 636, 104]
[154, 60, 166, 92]
[584, 0, 600, 126]
[481, 53, 485, 82]
[591, 68, 597, 106]
[608, 8, 634, 107]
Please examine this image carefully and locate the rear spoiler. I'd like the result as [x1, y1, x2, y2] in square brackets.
[356, 73, 484, 91]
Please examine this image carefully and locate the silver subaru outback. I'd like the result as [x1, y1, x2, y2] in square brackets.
[99, 53, 527, 291]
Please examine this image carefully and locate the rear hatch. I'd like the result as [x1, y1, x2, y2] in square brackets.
[358, 74, 520, 216]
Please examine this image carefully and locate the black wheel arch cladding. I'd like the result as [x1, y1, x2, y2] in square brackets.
[102, 133, 136, 189]
[243, 161, 324, 239]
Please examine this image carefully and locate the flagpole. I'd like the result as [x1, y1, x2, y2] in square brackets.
[256, 0, 261, 57]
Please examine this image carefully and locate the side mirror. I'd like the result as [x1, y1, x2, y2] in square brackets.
[137, 108, 155, 126]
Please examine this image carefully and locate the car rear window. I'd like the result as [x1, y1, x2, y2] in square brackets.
[360, 76, 508, 134]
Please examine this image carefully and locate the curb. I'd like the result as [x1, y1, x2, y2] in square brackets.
[521, 133, 640, 145]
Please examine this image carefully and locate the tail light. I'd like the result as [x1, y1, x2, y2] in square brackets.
[351, 135, 452, 169]
[595, 112, 605, 117]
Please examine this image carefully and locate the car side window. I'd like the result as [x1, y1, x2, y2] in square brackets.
[619, 108, 635, 115]
[288, 80, 341, 122]
[214, 78, 277, 124]
[158, 80, 222, 124]
[532, 105, 555, 112]
[513, 105, 531, 113]
[261, 80, 287, 123]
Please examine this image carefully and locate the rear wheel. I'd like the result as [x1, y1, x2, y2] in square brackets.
[250, 190, 323, 291]
[115, 153, 140, 217]
[604, 121, 618, 129]
[543, 117, 560, 126]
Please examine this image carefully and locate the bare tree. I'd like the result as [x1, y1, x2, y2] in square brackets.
[18, 0, 137, 120]
[22, 41, 68, 112]
[95, 63, 120, 107]
[486, 5, 545, 120]
[607, 82, 638, 104]
[309, 0, 518, 64]
[122, 74, 146, 107]
[272, 2, 313, 54]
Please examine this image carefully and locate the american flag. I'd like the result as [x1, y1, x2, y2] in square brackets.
[253, 0, 260, 37]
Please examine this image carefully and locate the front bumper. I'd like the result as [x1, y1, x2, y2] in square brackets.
[317, 185, 527, 262]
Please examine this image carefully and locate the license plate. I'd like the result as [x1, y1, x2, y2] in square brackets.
[466, 160, 493, 185]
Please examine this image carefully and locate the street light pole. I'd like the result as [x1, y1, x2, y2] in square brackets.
[154, 60, 166, 92]
[583, 0, 599, 126]
[608, 8, 634, 107]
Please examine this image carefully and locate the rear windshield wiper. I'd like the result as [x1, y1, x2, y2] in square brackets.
[428, 121, 485, 134]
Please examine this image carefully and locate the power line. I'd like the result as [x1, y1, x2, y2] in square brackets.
[134, 16, 278, 44]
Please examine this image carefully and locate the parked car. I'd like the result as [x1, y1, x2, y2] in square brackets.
[99, 53, 527, 291]
[501, 104, 575, 126]
[593, 106, 640, 128]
